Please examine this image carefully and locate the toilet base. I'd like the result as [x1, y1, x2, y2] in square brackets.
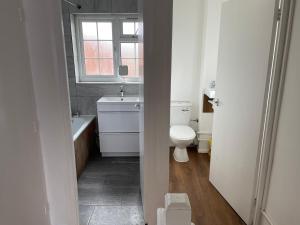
[173, 147, 189, 162]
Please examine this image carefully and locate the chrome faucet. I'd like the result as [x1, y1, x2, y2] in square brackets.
[120, 85, 125, 98]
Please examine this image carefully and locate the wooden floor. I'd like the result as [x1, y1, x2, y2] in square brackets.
[169, 148, 246, 225]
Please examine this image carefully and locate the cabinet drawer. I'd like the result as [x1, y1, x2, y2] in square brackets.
[98, 111, 139, 132]
[97, 103, 140, 112]
[99, 133, 139, 153]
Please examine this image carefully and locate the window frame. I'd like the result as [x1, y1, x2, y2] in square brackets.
[72, 14, 140, 83]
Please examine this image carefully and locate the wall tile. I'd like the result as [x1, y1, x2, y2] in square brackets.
[61, 1, 70, 14]
[77, 96, 100, 115]
[94, 0, 112, 12]
[64, 34, 73, 57]
[79, 0, 95, 10]
[112, 0, 138, 13]
[102, 84, 139, 96]
[123, 84, 139, 95]
[67, 56, 76, 78]
[62, 13, 71, 36]
[68, 77, 76, 97]
[76, 84, 104, 97]
[70, 97, 78, 114]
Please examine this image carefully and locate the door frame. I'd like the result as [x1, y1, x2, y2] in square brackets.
[252, 0, 295, 224]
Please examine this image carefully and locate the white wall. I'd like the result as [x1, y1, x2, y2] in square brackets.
[261, 2, 300, 225]
[0, 1, 50, 225]
[198, 0, 222, 134]
[171, 0, 204, 130]
[22, 0, 79, 225]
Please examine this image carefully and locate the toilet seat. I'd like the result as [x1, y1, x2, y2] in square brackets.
[170, 125, 196, 141]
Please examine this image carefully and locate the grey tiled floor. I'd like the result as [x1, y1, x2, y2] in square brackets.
[78, 157, 144, 225]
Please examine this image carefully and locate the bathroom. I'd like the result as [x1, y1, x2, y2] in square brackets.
[168, 0, 226, 224]
[63, 0, 242, 224]
[62, 0, 282, 224]
[62, 0, 298, 224]
[61, 0, 144, 224]
[168, 0, 290, 225]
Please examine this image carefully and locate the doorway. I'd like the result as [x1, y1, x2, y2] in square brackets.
[169, 0, 295, 225]
[61, 0, 144, 224]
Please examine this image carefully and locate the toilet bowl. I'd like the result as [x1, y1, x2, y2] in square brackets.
[170, 125, 196, 162]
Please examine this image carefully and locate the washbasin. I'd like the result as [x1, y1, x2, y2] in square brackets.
[97, 96, 140, 103]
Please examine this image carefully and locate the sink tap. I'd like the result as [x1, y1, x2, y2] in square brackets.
[120, 85, 125, 98]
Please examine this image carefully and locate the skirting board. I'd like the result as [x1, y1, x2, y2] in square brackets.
[198, 132, 212, 154]
[260, 211, 275, 225]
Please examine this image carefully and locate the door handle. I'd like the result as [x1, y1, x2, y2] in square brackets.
[213, 98, 220, 106]
[209, 98, 220, 107]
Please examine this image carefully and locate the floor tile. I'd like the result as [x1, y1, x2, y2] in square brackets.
[89, 206, 144, 225]
[78, 157, 143, 224]
[103, 174, 140, 187]
[78, 189, 122, 206]
[79, 205, 94, 225]
[121, 192, 142, 206]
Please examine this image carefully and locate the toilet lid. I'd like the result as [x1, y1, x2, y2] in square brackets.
[170, 125, 196, 140]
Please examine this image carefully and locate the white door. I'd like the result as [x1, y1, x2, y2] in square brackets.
[209, 0, 276, 224]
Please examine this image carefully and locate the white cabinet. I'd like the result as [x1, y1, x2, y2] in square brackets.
[98, 112, 139, 133]
[97, 97, 140, 157]
[99, 133, 139, 155]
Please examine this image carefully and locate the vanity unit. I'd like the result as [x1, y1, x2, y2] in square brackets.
[97, 96, 140, 156]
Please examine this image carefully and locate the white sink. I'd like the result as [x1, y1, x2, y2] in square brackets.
[97, 96, 140, 103]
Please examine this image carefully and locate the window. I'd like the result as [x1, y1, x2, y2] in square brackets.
[122, 21, 139, 35]
[72, 15, 141, 83]
[82, 22, 114, 76]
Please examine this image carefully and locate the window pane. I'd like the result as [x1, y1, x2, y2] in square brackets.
[137, 43, 143, 58]
[121, 43, 135, 58]
[83, 41, 98, 58]
[135, 22, 139, 34]
[85, 59, 99, 75]
[99, 59, 114, 75]
[123, 22, 135, 35]
[82, 22, 97, 40]
[99, 41, 113, 58]
[135, 59, 140, 77]
[122, 59, 136, 77]
[98, 22, 112, 40]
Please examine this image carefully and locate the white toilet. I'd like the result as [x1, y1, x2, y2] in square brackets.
[170, 101, 196, 162]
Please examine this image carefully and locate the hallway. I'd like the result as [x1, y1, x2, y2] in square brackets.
[169, 148, 246, 225]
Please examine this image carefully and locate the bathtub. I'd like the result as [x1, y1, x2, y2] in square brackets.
[72, 115, 95, 141]
[71, 115, 96, 177]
